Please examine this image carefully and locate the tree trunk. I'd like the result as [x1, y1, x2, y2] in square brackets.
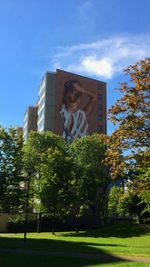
[51, 210, 56, 235]
[37, 213, 42, 233]
[100, 207, 104, 226]
[75, 212, 79, 233]
[98, 184, 109, 226]
[138, 215, 143, 224]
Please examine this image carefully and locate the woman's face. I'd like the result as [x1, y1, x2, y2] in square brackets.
[68, 88, 81, 112]
[70, 88, 81, 103]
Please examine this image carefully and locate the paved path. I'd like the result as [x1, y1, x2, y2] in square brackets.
[0, 248, 150, 263]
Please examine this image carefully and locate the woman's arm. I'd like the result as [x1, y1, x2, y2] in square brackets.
[74, 83, 96, 115]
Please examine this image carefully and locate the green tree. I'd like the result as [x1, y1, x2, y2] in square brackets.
[39, 146, 73, 234]
[139, 168, 150, 215]
[132, 150, 150, 215]
[23, 131, 64, 175]
[117, 192, 147, 223]
[0, 127, 24, 212]
[108, 186, 124, 216]
[124, 165, 150, 221]
[108, 176, 150, 222]
[70, 134, 111, 228]
[23, 131, 72, 233]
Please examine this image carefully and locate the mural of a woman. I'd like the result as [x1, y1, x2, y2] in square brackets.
[60, 80, 96, 143]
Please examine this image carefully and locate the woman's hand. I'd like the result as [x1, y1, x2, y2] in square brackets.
[74, 83, 96, 115]
[74, 83, 96, 98]
[74, 83, 85, 93]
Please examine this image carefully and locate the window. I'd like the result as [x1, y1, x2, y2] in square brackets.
[38, 97, 45, 111]
[39, 97, 45, 107]
[97, 114, 102, 121]
[97, 125, 103, 132]
[97, 84, 101, 90]
[39, 79, 46, 96]
[23, 122, 27, 131]
[23, 132, 28, 141]
[23, 112, 28, 122]
[38, 108, 44, 120]
[98, 94, 103, 100]
[23, 118, 28, 126]
[38, 119, 44, 132]
[98, 104, 103, 110]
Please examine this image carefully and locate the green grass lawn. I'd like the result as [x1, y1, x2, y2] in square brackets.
[0, 224, 150, 267]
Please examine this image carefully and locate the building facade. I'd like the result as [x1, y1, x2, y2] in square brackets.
[37, 72, 56, 133]
[23, 69, 107, 141]
[23, 106, 38, 140]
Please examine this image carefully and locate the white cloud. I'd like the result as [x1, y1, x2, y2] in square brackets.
[81, 56, 113, 78]
[51, 35, 150, 79]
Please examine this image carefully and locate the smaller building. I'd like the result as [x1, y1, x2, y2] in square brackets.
[23, 106, 38, 140]
[16, 127, 23, 135]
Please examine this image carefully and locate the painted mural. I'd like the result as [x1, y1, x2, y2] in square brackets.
[54, 69, 106, 143]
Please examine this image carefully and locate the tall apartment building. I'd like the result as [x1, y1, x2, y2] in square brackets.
[23, 69, 107, 141]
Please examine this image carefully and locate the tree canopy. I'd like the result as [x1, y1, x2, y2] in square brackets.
[108, 58, 150, 221]
[0, 127, 24, 212]
[70, 134, 111, 225]
[108, 58, 150, 153]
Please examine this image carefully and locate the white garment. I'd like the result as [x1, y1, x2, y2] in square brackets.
[60, 105, 88, 143]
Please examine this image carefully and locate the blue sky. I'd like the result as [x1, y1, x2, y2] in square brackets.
[0, 0, 150, 134]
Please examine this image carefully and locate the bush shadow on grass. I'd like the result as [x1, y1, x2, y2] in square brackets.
[0, 235, 128, 267]
[61, 224, 150, 238]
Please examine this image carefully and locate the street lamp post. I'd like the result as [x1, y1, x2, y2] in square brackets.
[24, 171, 31, 243]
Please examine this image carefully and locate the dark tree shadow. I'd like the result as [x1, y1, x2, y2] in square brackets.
[61, 224, 150, 238]
[0, 236, 128, 267]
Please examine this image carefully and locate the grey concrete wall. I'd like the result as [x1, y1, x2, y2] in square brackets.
[44, 73, 56, 131]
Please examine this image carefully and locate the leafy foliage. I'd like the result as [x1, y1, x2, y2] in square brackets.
[23, 131, 73, 233]
[108, 186, 124, 216]
[0, 127, 24, 212]
[70, 134, 111, 225]
[39, 147, 73, 233]
[108, 58, 150, 183]
[108, 58, 150, 151]
[107, 58, 150, 220]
